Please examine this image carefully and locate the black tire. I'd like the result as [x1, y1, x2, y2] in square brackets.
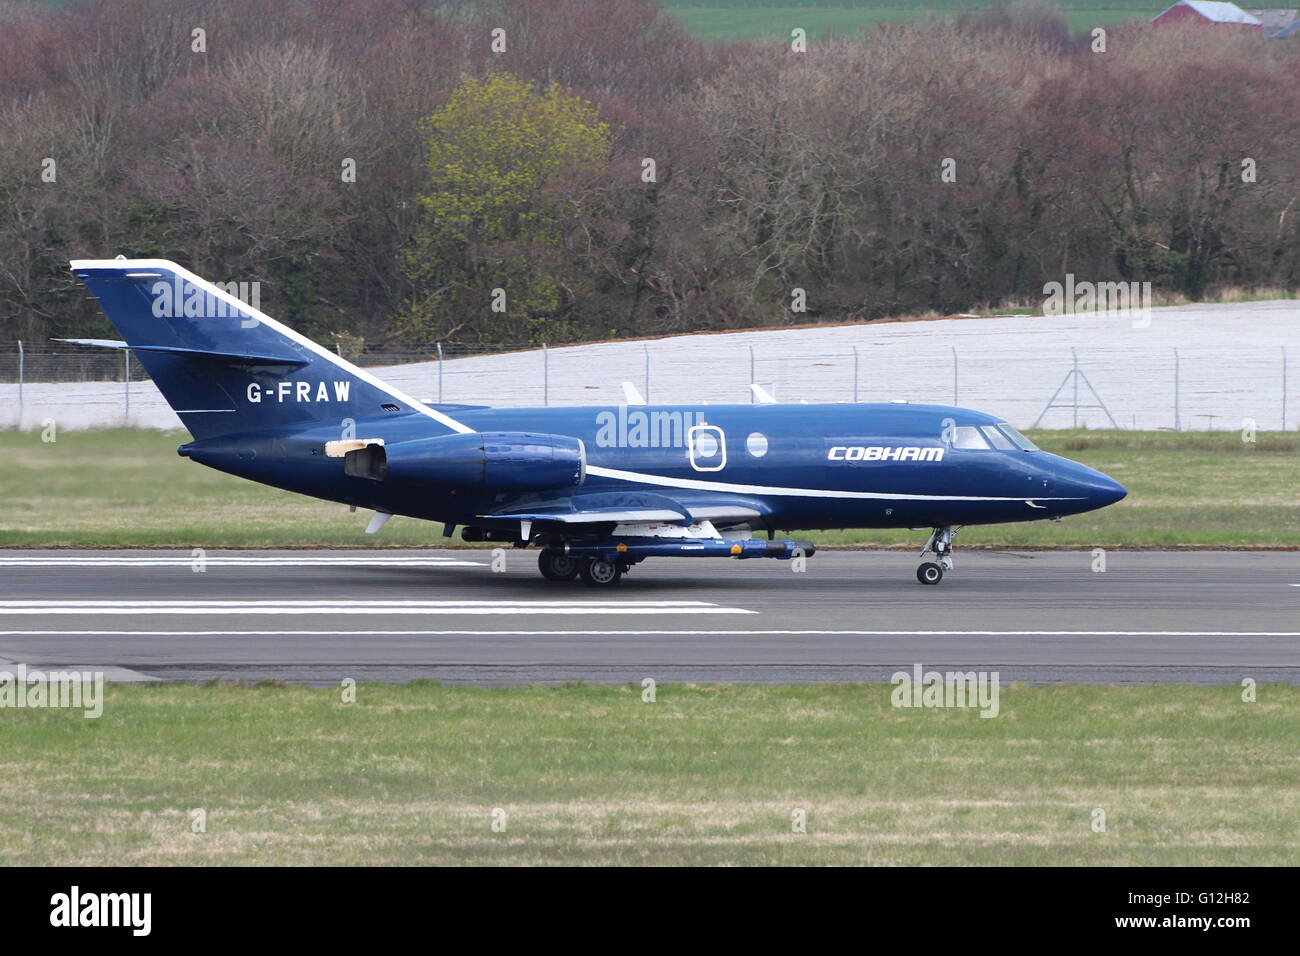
[916, 561, 944, 585]
[538, 550, 580, 582]
[578, 558, 623, 587]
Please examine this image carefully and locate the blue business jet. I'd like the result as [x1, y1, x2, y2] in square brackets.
[70, 259, 1126, 586]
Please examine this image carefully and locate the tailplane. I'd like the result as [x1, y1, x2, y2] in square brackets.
[70, 259, 471, 439]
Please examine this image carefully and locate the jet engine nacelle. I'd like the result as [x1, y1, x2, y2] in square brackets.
[346, 432, 586, 492]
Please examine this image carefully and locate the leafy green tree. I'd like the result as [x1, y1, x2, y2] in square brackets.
[404, 72, 613, 346]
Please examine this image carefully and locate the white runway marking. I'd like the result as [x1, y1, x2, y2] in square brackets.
[0, 556, 485, 568]
[0, 600, 755, 617]
[0, 629, 1293, 637]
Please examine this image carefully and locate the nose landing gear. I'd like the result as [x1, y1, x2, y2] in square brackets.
[917, 561, 944, 584]
[916, 525, 960, 585]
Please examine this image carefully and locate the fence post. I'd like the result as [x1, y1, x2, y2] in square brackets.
[16, 339, 23, 429]
[436, 342, 443, 404]
[951, 346, 958, 406]
[1071, 348, 1079, 428]
[543, 343, 549, 407]
[1173, 347, 1180, 432]
[1032, 348, 1120, 430]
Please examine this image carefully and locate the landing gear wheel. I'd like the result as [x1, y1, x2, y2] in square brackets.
[538, 550, 579, 582]
[917, 561, 944, 585]
[917, 525, 960, 584]
[578, 558, 623, 587]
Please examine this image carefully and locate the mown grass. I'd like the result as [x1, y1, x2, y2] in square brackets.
[0, 681, 1294, 865]
[1, 427, 1294, 548]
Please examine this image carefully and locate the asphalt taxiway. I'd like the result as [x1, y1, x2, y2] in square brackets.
[0, 549, 1296, 685]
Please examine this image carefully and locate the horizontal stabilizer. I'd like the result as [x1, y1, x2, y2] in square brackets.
[54, 338, 307, 368]
[54, 337, 128, 349]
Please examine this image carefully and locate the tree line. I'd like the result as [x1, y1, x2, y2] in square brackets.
[2, 0, 1297, 353]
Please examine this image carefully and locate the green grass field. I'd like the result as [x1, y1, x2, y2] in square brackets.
[1, 682, 1294, 865]
[1, 427, 1295, 548]
[663, 4, 1164, 41]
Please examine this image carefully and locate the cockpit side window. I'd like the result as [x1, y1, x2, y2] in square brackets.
[997, 423, 1039, 451]
[981, 425, 1016, 450]
[949, 425, 989, 450]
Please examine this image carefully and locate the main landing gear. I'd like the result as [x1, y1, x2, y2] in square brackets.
[916, 525, 960, 585]
[578, 558, 622, 588]
[538, 550, 626, 588]
[537, 550, 580, 582]
[534, 532, 810, 587]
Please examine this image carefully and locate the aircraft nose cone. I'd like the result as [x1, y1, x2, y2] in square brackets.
[1044, 457, 1127, 513]
[1072, 468, 1126, 510]
[1091, 475, 1127, 508]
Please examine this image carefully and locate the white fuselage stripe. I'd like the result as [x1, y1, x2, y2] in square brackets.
[583, 464, 1079, 502]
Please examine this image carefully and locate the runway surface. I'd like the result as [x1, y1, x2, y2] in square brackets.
[1, 549, 1297, 685]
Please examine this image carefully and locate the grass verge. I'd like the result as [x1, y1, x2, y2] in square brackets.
[1, 681, 1295, 865]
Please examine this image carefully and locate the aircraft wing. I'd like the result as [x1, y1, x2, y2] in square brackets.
[480, 491, 765, 528]
[491, 508, 688, 524]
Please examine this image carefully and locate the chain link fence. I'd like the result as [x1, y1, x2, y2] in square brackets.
[2, 327, 1295, 432]
[0, 342, 526, 385]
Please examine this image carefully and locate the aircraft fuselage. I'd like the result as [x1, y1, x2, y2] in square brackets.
[179, 401, 1126, 533]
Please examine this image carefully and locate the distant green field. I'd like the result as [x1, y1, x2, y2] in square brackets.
[663, 4, 1163, 40]
[1, 427, 1295, 548]
[2, 682, 1296, 865]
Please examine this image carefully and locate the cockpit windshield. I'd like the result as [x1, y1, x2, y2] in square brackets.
[997, 423, 1039, 451]
[980, 425, 1015, 450]
[949, 425, 989, 449]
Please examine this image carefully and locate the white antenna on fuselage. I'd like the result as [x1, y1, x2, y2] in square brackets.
[621, 381, 647, 406]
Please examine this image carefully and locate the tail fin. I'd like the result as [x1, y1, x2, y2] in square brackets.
[70, 259, 472, 440]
